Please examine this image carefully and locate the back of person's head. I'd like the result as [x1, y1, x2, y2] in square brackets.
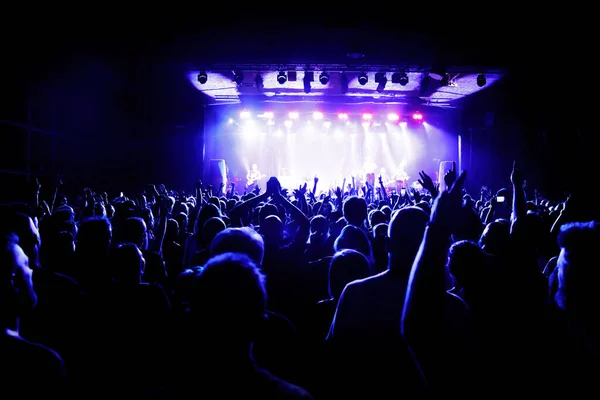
[369, 210, 386, 228]
[373, 223, 388, 238]
[190, 252, 266, 341]
[174, 212, 189, 234]
[0, 211, 40, 268]
[77, 216, 112, 255]
[387, 207, 428, 273]
[201, 217, 226, 248]
[342, 196, 368, 227]
[555, 222, 600, 329]
[448, 240, 488, 289]
[334, 224, 373, 263]
[479, 220, 510, 256]
[310, 215, 329, 235]
[261, 215, 283, 244]
[120, 217, 148, 249]
[259, 204, 278, 224]
[0, 234, 36, 324]
[211, 227, 264, 265]
[329, 249, 371, 298]
[112, 243, 145, 284]
[194, 204, 221, 234]
[165, 219, 179, 241]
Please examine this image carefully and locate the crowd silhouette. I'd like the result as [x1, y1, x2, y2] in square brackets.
[1, 161, 598, 398]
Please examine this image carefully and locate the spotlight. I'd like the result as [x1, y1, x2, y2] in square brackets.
[319, 72, 329, 85]
[277, 72, 287, 84]
[338, 113, 348, 120]
[358, 73, 368, 85]
[387, 113, 399, 121]
[392, 72, 409, 86]
[398, 72, 409, 86]
[477, 73, 486, 87]
[197, 71, 208, 84]
[284, 120, 293, 128]
[240, 111, 251, 119]
[289, 112, 299, 119]
[412, 112, 423, 121]
[313, 112, 323, 120]
[362, 113, 372, 120]
[399, 121, 407, 128]
[233, 71, 244, 85]
[324, 121, 332, 128]
[263, 112, 274, 119]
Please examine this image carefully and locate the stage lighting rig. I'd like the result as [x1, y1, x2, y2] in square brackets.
[477, 73, 486, 87]
[392, 72, 409, 86]
[358, 72, 368, 85]
[304, 71, 313, 94]
[255, 73, 263, 91]
[197, 71, 208, 84]
[277, 72, 287, 84]
[319, 72, 329, 85]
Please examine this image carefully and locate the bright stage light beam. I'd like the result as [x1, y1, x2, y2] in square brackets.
[240, 111, 251, 119]
[284, 120, 293, 128]
[264, 112, 274, 119]
[412, 112, 423, 120]
[338, 113, 348, 120]
[313, 112, 323, 120]
[400, 121, 407, 128]
[388, 113, 399, 121]
[362, 113, 372, 120]
[289, 112, 299, 119]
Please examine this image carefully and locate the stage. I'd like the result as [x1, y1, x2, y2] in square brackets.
[203, 108, 459, 195]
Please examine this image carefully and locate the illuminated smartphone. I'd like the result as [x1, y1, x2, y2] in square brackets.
[401, 188, 406, 196]
[497, 196, 505, 202]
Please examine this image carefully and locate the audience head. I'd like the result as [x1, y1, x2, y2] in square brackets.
[76, 216, 112, 257]
[555, 222, 600, 331]
[112, 243, 145, 284]
[194, 203, 221, 234]
[479, 220, 510, 256]
[342, 196, 368, 227]
[190, 252, 266, 344]
[121, 217, 149, 250]
[447, 240, 489, 290]
[334, 224, 373, 265]
[0, 212, 41, 269]
[261, 215, 284, 246]
[0, 234, 36, 326]
[211, 227, 265, 265]
[202, 217, 226, 248]
[328, 249, 371, 299]
[310, 215, 330, 245]
[387, 206, 428, 273]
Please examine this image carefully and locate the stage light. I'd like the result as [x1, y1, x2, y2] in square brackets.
[288, 112, 299, 119]
[362, 122, 370, 129]
[275, 129, 283, 137]
[399, 121, 407, 128]
[412, 112, 423, 120]
[197, 71, 208, 84]
[362, 113, 372, 120]
[324, 121, 331, 128]
[240, 111, 251, 119]
[388, 113, 399, 121]
[319, 72, 329, 85]
[228, 118, 234, 124]
[277, 72, 287, 84]
[358, 73, 368, 85]
[284, 120, 293, 128]
[398, 72, 409, 86]
[264, 112, 274, 119]
[338, 113, 348, 120]
[313, 112, 323, 120]
[477, 73, 486, 87]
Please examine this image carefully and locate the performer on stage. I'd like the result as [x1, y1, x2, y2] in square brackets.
[246, 164, 265, 190]
[393, 160, 410, 182]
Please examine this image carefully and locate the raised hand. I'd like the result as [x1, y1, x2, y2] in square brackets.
[443, 161, 457, 190]
[430, 170, 467, 229]
[314, 176, 319, 184]
[36, 178, 41, 192]
[418, 171, 435, 194]
[510, 160, 525, 187]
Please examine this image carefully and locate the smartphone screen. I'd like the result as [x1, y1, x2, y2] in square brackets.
[497, 196, 505, 202]
[400, 188, 406, 196]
